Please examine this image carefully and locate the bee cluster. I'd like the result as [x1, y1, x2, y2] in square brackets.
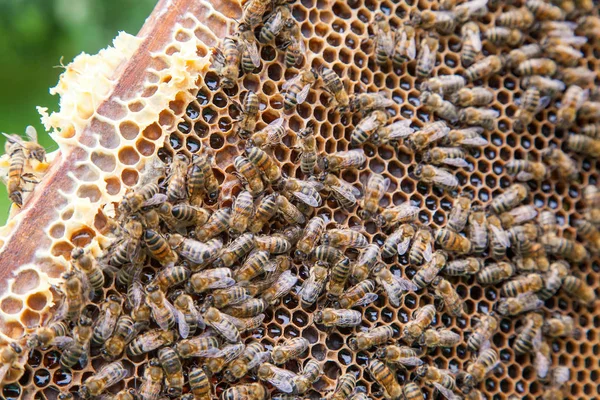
[1, 0, 600, 399]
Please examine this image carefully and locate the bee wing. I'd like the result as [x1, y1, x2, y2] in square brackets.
[52, 336, 74, 348]
[423, 241, 433, 262]
[429, 126, 451, 143]
[282, 74, 302, 90]
[270, 371, 297, 393]
[442, 157, 469, 168]
[381, 177, 391, 193]
[143, 193, 168, 207]
[0, 364, 10, 382]
[432, 382, 461, 400]
[552, 366, 570, 386]
[515, 171, 534, 181]
[397, 237, 412, 255]
[1, 132, 26, 146]
[248, 351, 271, 369]
[243, 39, 261, 67]
[387, 120, 415, 139]
[211, 47, 225, 68]
[268, 270, 298, 299]
[147, 302, 171, 332]
[98, 310, 118, 340]
[432, 171, 459, 188]
[212, 277, 237, 289]
[293, 191, 321, 207]
[420, 42, 431, 61]
[25, 125, 38, 142]
[296, 83, 312, 105]
[490, 224, 511, 248]
[383, 32, 395, 56]
[399, 356, 424, 366]
[331, 185, 358, 204]
[534, 350, 550, 380]
[129, 280, 144, 309]
[468, 31, 482, 52]
[459, 137, 488, 146]
[394, 275, 420, 291]
[212, 319, 241, 343]
[267, 116, 285, 131]
[194, 347, 222, 358]
[353, 293, 379, 307]
[357, 113, 381, 132]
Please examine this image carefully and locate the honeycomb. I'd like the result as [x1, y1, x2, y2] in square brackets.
[0, 0, 597, 398]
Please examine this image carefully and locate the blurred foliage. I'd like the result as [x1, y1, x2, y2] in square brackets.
[0, 0, 157, 223]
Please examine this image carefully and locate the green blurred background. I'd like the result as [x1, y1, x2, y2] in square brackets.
[0, 0, 157, 223]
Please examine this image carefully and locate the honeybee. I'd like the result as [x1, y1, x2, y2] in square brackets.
[545, 235, 589, 263]
[468, 207, 489, 254]
[521, 75, 565, 98]
[489, 183, 528, 214]
[376, 345, 423, 368]
[574, 218, 600, 250]
[433, 277, 465, 316]
[222, 298, 268, 318]
[543, 314, 580, 338]
[467, 313, 498, 352]
[247, 194, 277, 233]
[91, 295, 122, 346]
[348, 244, 378, 282]
[172, 291, 204, 336]
[351, 110, 389, 145]
[156, 347, 184, 396]
[461, 349, 499, 393]
[454, 0, 489, 21]
[259, 5, 290, 43]
[319, 173, 361, 210]
[139, 359, 164, 400]
[235, 91, 260, 139]
[255, 232, 293, 253]
[292, 124, 319, 177]
[526, 0, 565, 20]
[165, 153, 189, 202]
[545, 44, 584, 67]
[227, 191, 254, 235]
[322, 228, 368, 249]
[413, 250, 447, 289]
[0, 342, 25, 383]
[425, 149, 470, 171]
[27, 321, 69, 349]
[241, 0, 270, 27]
[403, 382, 425, 400]
[348, 325, 394, 351]
[128, 279, 151, 324]
[145, 285, 189, 338]
[313, 308, 362, 327]
[203, 308, 240, 344]
[210, 286, 250, 309]
[407, 227, 432, 266]
[59, 315, 92, 369]
[143, 229, 178, 266]
[582, 123, 600, 139]
[71, 247, 105, 293]
[415, 365, 457, 397]
[435, 228, 472, 254]
[514, 88, 551, 133]
[513, 312, 544, 355]
[79, 361, 128, 399]
[516, 58, 558, 77]
[459, 107, 499, 131]
[215, 233, 255, 269]
[56, 270, 90, 323]
[464, 55, 503, 82]
[497, 7, 534, 29]
[320, 66, 349, 110]
[410, 10, 456, 34]
[282, 21, 305, 68]
[282, 68, 318, 110]
[407, 121, 450, 151]
[233, 250, 272, 283]
[414, 164, 459, 193]
[419, 328, 461, 349]
[349, 92, 395, 114]
[369, 359, 403, 400]
[420, 92, 459, 123]
[403, 304, 436, 343]
[508, 223, 539, 255]
[445, 193, 472, 233]
[299, 264, 328, 307]
[422, 75, 466, 96]
[562, 276, 596, 305]
[187, 267, 235, 294]
[203, 343, 246, 375]
[2, 125, 45, 162]
[567, 134, 600, 157]
[331, 373, 357, 400]
[186, 368, 211, 400]
[444, 257, 484, 277]
[167, 235, 221, 268]
[476, 262, 515, 285]
[222, 382, 268, 400]
[262, 269, 298, 305]
[504, 44, 542, 69]
[246, 146, 282, 185]
[557, 85, 589, 128]
[537, 260, 568, 300]
[382, 223, 416, 258]
[160, 203, 210, 232]
[583, 185, 600, 226]
[338, 279, 378, 309]
[444, 127, 488, 148]
[211, 37, 240, 89]
[373, 263, 418, 307]
[258, 363, 301, 394]
[2, 140, 34, 206]
[223, 342, 270, 383]
[325, 257, 351, 300]
[150, 265, 190, 293]
[497, 292, 544, 316]
[498, 205, 538, 229]
[102, 315, 146, 360]
[233, 156, 264, 197]
[485, 27, 524, 46]
[416, 36, 439, 79]
[542, 367, 570, 400]
[189, 148, 220, 204]
[460, 22, 482, 68]
[371, 119, 414, 145]
[560, 66, 596, 86]
[294, 216, 325, 260]
[126, 329, 176, 357]
[272, 337, 309, 364]
[372, 13, 395, 66]
[237, 23, 261, 73]
[279, 177, 322, 208]
[390, 24, 416, 67]
[249, 117, 286, 148]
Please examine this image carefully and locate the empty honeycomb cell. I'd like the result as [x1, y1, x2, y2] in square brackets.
[120, 168, 139, 186]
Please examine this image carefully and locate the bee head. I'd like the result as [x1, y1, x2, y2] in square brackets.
[413, 164, 424, 178]
[357, 209, 371, 220]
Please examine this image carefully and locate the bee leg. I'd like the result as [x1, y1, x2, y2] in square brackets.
[21, 173, 39, 184]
